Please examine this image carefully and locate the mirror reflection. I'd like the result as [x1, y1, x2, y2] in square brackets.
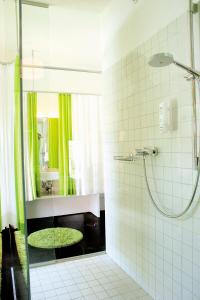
[24, 92, 104, 199]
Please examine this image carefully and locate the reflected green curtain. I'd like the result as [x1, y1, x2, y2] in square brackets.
[0, 193, 2, 231]
[14, 56, 25, 232]
[27, 92, 40, 198]
[48, 118, 59, 168]
[58, 94, 76, 195]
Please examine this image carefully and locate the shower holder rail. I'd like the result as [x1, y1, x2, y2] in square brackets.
[113, 154, 135, 162]
[113, 147, 158, 162]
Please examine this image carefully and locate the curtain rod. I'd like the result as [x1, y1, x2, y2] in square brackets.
[23, 90, 101, 96]
[22, 1, 49, 8]
[23, 64, 102, 74]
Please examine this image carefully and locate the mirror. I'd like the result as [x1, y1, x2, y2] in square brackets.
[23, 92, 104, 200]
[22, 0, 105, 269]
[38, 116, 60, 195]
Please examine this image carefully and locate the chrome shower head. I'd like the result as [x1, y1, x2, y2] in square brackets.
[148, 52, 200, 79]
[149, 52, 174, 67]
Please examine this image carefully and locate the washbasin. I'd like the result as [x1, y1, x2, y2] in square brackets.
[41, 168, 59, 181]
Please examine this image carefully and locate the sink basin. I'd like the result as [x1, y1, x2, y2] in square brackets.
[41, 169, 59, 181]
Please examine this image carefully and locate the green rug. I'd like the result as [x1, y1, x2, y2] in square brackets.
[28, 227, 83, 249]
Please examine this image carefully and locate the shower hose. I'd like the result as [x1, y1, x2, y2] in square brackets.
[143, 80, 200, 218]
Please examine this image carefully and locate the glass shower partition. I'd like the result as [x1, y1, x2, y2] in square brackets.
[0, 0, 30, 299]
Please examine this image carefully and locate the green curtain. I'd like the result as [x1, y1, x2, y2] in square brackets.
[58, 93, 76, 195]
[14, 56, 25, 232]
[0, 193, 2, 231]
[48, 118, 59, 168]
[27, 92, 41, 199]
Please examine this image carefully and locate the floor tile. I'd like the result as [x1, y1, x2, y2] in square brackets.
[70, 290, 82, 299]
[30, 254, 152, 300]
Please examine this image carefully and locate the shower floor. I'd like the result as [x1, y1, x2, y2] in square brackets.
[30, 253, 152, 300]
[27, 211, 105, 264]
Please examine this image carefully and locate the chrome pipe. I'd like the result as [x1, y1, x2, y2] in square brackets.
[189, 0, 198, 167]
[23, 64, 102, 74]
[173, 60, 200, 78]
[23, 90, 101, 96]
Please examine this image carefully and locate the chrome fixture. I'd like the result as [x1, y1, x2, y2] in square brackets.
[149, 52, 200, 79]
[114, 147, 158, 162]
[135, 147, 158, 157]
[189, 0, 198, 164]
[143, 155, 200, 219]
[114, 153, 135, 162]
[114, 143, 200, 218]
[147, 49, 200, 217]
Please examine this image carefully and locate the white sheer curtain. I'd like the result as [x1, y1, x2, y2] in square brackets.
[23, 92, 33, 201]
[71, 95, 104, 195]
[0, 0, 18, 64]
[0, 64, 17, 228]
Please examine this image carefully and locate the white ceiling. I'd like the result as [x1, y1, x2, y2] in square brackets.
[29, 0, 111, 13]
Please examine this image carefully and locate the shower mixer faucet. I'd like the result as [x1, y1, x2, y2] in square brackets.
[135, 147, 158, 157]
[113, 147, 158, 161]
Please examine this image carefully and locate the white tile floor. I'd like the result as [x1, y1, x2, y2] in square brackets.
[30, 254, 152, 300]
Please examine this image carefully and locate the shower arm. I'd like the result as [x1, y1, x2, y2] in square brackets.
[173, 60, 200, 79]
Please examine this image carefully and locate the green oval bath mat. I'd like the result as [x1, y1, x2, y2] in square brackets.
[28, 227, 83, 249]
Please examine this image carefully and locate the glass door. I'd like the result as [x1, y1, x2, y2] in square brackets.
[0, 0, 30, 299]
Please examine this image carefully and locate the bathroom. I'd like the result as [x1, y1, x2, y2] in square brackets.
[0, 0, 200, 299]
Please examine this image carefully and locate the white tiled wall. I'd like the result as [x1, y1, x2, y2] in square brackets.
[103, 12, 200, 300]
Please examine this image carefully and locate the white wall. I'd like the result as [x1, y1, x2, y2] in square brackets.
[37, 93, 58, 118]
[102, 1, 200, 299]
[102, 0, 189, 68]
[22, 4, 102, 95]
[49, 6, 102, 70]
[22, 5, 50, 65]
[26, 194, 101, 219]
[0, 0, 19, 63]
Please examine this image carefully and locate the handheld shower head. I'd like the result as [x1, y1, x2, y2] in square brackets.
[149, 52, 200, 79]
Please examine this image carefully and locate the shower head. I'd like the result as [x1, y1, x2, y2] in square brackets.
[149, 53, 174, 67]
[149, 52, 200, 79]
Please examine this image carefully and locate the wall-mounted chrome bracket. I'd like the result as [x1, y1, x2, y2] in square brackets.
[184, 73, 195, 81]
